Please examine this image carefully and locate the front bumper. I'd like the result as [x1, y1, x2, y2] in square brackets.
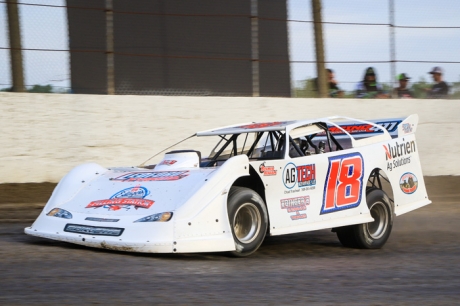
[25, 210, 175, 253]
[25, 210, 235, 254]
[25, 226, 173, 253]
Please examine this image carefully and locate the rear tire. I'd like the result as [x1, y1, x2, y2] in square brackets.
[227, 187, 268, 257]
[336, 226, 359, 248]
[336, 188, 394, 249]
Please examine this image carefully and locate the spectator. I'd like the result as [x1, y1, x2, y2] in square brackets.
[314, 69, 344, 98]
[394, 73, 413, 98]
[327, 69, 344, 98]
[355, 67, 389, 99]
[426, 67, 449, 98]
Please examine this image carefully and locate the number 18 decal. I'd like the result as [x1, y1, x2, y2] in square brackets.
[321, 152, 364, 214]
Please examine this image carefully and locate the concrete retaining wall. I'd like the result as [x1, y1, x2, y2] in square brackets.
[1, 92, 458, 183]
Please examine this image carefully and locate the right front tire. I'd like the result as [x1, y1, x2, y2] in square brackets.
[227, 187, 268, 257]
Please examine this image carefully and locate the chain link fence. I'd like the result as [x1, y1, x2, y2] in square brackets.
[1, 0, 69, 92]
[289, 0, 460, 98]
[1, 0, 459, 97]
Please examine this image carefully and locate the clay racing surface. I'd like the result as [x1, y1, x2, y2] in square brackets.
[0, 177, 459, 305]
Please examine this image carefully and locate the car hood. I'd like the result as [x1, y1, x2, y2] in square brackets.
[60, 167, 217, 216]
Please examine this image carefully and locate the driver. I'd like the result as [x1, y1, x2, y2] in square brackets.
[289, 138, 310, 157]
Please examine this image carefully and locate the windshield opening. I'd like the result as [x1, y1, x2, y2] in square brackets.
[142, 131, 286, 168]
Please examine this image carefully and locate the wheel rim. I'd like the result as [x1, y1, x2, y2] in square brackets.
[366, 201, 389, 240]
[233, 203, 261, 244]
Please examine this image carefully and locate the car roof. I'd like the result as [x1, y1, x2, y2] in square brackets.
[196, 119, 313, 136]
[196, 115, 398, 141]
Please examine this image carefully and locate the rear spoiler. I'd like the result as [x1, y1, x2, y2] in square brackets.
[325, 114, 418, 139]
[396, 114, 418, 137]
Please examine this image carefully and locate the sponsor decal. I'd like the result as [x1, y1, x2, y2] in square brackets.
[238, 122, 286, 129]
[111, 186, 149, 198]
[283, 163, 297, 189]
[281, 196, 309, 220]
[401, 123, 413, 134]
[384, 140, 416, 160]
[384, 140, 416, 171]
[113, 171, 189, 182]
[327, 124, 380, 135]
[321, 152, 364, 214]
[399, 172, 418, 194]
[320, 120, 401, 136]
[86, 186, 154, 211]
[259, 162, 277, 176]
[158, 160, 177, 166]
[85, 217, 119, 222]
[283, 163, 316, 193]
[297, 164, 316, 187]
[64, 224, 124, 236]
[87, 198, 154, 210]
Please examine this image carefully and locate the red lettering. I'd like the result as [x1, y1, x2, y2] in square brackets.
[297, 165, 316, 182]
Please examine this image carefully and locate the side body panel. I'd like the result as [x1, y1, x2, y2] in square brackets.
[252, 147, 374, 236]
[252, 128, 430, 236]
[380, 133, 430, 215]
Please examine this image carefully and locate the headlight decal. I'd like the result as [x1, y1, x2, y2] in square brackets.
[47, 208, 73, 219]
[134, 212, 173, 223]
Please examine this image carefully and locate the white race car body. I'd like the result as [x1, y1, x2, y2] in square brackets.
[26, 114, 431, 254]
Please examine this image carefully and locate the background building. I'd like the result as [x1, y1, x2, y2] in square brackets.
[67, 0, 291, 96]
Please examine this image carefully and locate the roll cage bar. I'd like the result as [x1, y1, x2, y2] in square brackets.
[202, 122, 343, 166]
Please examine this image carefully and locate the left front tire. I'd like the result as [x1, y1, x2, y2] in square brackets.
[227, 187, 268, 257]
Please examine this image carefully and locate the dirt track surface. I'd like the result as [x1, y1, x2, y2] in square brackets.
[1, 177, 459, 305]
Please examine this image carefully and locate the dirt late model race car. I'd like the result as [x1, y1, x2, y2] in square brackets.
[26, 114, 431, 256]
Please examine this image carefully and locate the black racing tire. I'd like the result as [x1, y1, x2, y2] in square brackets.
[336, 188, 394, 249]
[336, 226, 359, 248]
[227, 186, 268, 257]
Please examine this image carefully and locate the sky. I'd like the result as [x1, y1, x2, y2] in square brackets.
[288, 0, 460, 91]
[0, 0, 459, 92]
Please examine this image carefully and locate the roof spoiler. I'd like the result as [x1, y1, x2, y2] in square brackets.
[336, 114, 418, 139]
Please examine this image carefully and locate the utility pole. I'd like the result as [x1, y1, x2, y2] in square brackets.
[389, 0, 396, 98]
[311, 0, 327, 98]
[6, 0, 25, 92]
[251, 0, 260, 97]
[106, 0, 115, 94]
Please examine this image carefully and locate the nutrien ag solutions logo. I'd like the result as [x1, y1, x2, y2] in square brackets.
[384, 140, 416, 172]
[383, 140, 416, 160]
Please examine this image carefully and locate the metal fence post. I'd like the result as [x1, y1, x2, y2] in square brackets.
[389, 0, 396, 98]
[251, 0, 260, 97]
[312, 0, 327, 98]
[106, 0, 115, 95]
[6, 0, 25, 92]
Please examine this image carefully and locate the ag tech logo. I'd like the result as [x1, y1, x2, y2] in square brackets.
[283, 163, 316, 189]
